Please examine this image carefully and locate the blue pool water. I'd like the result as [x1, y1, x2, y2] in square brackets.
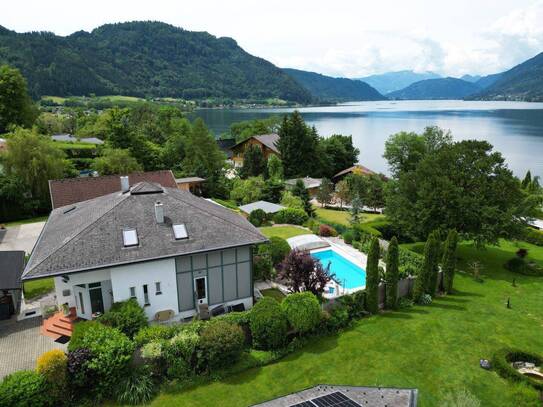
[311, 249, 366, 289]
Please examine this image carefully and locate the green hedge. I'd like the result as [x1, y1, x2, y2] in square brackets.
[492, 348, 543, 391]
[281, 292, 321, 334]
[0, 370, 49, 407]
[199, 320, 245, 370]
[524, 228, 543, 246]
[99, 299, 148, 339]
[273, 208, 308, 225]
[249, 297, 288, 350]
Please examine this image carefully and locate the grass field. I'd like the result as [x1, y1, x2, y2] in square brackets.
[23, 278, 54, 300]
[3, 215, 48, 227]
[149, 240, 543, 406]
[315, 207, 385, 226]
[260, 288, 286, 302]
[52, 141, 98, 150]
[259, 226, 311, 240]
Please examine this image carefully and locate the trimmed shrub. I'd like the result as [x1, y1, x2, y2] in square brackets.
[216, 311, 252, 345]
[114, 366, 155, 405]
[492, 348, 543, 391]
[273, 208, 308, 225]
[281, 292, 321, 334]
[141, 340, 165, 377]
[505, 257, 543, 276]
[342, 230, 354, 244]
[414, 231, 439, 302]
[325, 305, 351, 331]
[198, 320, 245, 370]
[248, 208, 267, 227]
[524, 227, 543, 246]
[99, 298, 147, 339]
[36, 349, 67, 401]
[253, 253, 273, 280]
[0, 370, 48, 407]
[67, 348, 94, 390]
[259, 237, 291, 266]
[68, 321, 135, 397]
[134, 324, 179, 347]
[249, 297, 288, 350]
[337, 290, 366, 319]
[318, 224, 337, 237]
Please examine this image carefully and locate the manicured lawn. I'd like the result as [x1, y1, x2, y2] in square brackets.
[260, 288, 285, 302]
[23, 278, 54, 300]
[3, 215, 48, 227]
[150, 239, 543, 406]
[259, 226, 312, 240]
[315, 207, 385, 226]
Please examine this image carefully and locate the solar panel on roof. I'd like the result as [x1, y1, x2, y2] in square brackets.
[289, 392, 362, 407]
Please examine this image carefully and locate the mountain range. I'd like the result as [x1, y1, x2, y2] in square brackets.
[469, 52, 543, 102]
[282, 68, 385, 102]
[356, 70, 441, 95]
[0, 21, 542, 103]
[387, 77, 482, 100]
[0, 22, 313, 102]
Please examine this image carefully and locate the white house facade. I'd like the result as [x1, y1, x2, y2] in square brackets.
[23, 180, 266, 321]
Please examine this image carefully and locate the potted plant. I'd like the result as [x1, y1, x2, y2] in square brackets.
[61, 303, 70, 316]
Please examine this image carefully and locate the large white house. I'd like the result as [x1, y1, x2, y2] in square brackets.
[22, 179, 267, 322]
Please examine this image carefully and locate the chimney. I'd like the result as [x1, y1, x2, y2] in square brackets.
[120, 176, 130, 193]
[155, 201, 164, 224]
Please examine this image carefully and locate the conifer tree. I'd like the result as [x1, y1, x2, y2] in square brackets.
[442, 229, 459, 294]
[385, 236, 399, 309]
[427, 231, 441, 295]
[414, 231, 438, 302]
[365, 237, 380, 314]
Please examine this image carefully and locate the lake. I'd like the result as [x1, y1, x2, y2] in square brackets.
[194, 100, 543, 178]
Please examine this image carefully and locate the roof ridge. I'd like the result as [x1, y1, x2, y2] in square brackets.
[168, 190, 265, 239]
[24, 192, 130, 278]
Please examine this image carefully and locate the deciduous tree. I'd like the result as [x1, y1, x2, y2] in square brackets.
[316, 178, 333, 207]
[92, 148, 142, 176]
[0, 65, 37, 133]
[278, 249, 331, 298]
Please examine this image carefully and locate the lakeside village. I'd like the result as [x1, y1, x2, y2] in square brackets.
[1, 65, 543, 406]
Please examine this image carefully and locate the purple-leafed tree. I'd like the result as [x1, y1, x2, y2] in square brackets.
[278, 249, 332, 297]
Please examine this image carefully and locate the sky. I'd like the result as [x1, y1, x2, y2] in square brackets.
[2, 0, 543, 78]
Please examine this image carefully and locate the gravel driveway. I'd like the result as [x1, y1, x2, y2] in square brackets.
[0, 317, 66, 379]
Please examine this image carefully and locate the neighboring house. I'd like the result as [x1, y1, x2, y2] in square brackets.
[230, 134, 280, 168]
[0, 137, 7, 152]
[175, 177, 205, 195]
[216, 139, 236, 160]
[0, 251, 25, 320]
[21, 181, 267, 322]
[239, 201, 285, 215]
[48, 170, 177, 209]
[51, 134, 104, 145]
[332, 164, 376, 183]
[529, 219, 543, 230]
[285, 177, 323, 197]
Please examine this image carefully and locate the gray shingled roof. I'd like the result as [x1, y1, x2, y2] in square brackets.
[0, 251, 25, 290]
[254, 134, 280, 153]
[22, 183, 267, 280]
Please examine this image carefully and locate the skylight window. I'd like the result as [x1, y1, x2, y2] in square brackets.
[122, 228, 139, 247]
[172, 224, 188, 240]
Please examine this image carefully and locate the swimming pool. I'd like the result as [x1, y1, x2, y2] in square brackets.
[311, 249, 366, 289]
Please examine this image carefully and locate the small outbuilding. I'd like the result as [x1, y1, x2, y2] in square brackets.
[285, 177, 323, 197]
[175, 177, 205, 195]
[239, 200, 285, 215]
[0, 251, 25, 320]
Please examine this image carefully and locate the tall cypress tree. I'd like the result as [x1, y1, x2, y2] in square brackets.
[385, 236, 399, 309]
[365, 237, 380, 314]
[427, 231, 441, 295]
[414, 231, 437, 302]
[442, 229, 459, 294]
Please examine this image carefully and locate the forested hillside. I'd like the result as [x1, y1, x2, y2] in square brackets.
[388, 77, 481, 100]
[283, 68, 386, 102]
[469, 52, 543, 102]
[0, 22, 312, 102]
